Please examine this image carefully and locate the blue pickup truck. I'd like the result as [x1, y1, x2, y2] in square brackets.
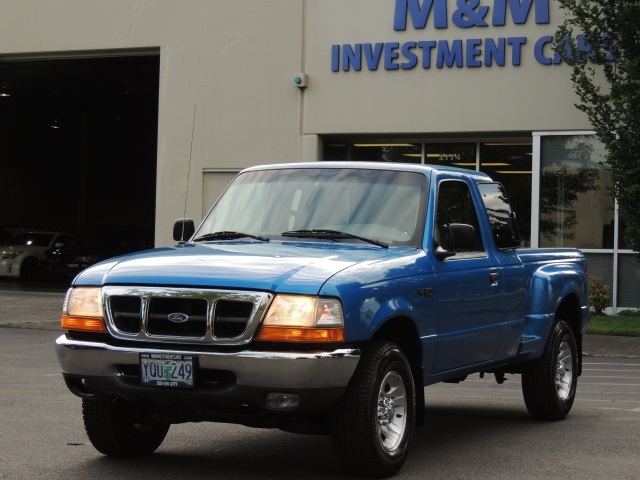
[55, 162, 589, 477]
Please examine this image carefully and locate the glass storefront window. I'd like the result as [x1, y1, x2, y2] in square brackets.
[425, 143, 476, 168]
[321, 139, 532, 246]
[323, 142, 349, 161]
[351, 143, 421, 163]
[539, 136, 613, 249]
[322, 142, 421, 162]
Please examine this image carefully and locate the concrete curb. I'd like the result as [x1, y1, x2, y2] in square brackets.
[583, 334, 640, 359]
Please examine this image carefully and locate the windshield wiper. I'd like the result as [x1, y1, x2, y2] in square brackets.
[281, 229, 388, 248]
[193, 231, 270, 242]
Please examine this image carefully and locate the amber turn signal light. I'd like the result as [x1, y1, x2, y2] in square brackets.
[256, 326, 345, 343]
[61, 315, 106, 333]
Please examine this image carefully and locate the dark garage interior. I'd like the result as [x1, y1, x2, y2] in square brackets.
[0, 51, 160, 281]
[0, 53, 159, 245]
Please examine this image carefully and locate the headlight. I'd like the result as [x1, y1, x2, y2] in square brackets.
[256, 295, 345, 343]
[1, 251, 22, 260]
[61, 287, 106, 333]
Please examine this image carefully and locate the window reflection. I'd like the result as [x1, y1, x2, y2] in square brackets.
[540, 136, 612, 249]
[479, 142, 532, 246]
[477, 182, 521, 249]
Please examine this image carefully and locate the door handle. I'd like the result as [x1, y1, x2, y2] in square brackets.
[490, 272, 500, 283]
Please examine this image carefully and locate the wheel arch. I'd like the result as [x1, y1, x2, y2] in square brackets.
[524, 264, 589, 366]
[555, 292, 585, 375]
[528, 264, 588, 318]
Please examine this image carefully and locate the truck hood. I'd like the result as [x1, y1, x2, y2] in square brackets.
[73, 241, 415, 294]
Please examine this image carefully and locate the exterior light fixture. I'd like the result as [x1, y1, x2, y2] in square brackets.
[0, 83, 11, 97]
[293, 73, 308, 88]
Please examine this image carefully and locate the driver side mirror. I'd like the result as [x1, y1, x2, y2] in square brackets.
[434, 223, 477, 261]
[448, 223, 477, 250]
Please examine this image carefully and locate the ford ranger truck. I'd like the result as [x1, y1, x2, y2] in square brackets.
[55, 162, 589, 478]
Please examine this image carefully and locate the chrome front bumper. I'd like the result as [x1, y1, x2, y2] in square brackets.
[55, 334, 360, 392]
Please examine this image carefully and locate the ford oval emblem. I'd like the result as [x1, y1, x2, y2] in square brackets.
[168, 312, 189, 323]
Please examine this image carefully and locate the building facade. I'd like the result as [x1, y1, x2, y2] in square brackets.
[0, 0, 636, 310]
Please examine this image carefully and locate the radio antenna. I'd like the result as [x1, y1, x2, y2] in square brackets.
[181, 104, 197, 240]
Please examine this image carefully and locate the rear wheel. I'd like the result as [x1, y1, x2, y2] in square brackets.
[521, 320, 578, 420]
[331, 341, 416, 478]
[82, 397, 169, 456]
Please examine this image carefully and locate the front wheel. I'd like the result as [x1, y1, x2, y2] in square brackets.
[331, 341, 416, 478]
[82, 397, 169, 456]
[521, 320, 578, 420]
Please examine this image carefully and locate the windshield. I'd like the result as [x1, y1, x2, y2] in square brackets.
[197, 167, 428, 247]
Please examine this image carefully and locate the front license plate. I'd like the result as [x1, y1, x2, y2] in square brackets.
[140, 353, 195, 388]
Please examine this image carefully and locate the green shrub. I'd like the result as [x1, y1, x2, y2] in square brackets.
[588, 277, 611, 316]
[618, 309, 640, 317]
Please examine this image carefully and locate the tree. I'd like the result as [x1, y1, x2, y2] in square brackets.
[553, 1, 640, 257]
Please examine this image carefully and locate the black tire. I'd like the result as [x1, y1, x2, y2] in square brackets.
[331, 341, 416, 478]
[521, 320, 578, 420]
[82, 397, 169, 456]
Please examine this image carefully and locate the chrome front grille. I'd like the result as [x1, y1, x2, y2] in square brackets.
[147, 296, 208, 337]
[103, 286, 272, 345]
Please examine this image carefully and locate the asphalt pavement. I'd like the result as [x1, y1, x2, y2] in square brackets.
[0, 285, 639, 358]
[2, 327, 639, 480]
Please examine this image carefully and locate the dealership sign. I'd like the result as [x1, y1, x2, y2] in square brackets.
[331, 0, 587, 71]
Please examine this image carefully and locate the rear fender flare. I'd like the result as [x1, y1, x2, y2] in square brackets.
[527, 264, 588, 318]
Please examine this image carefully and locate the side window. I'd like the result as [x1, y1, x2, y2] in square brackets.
[435, 180, 484, 253]
[478, 182, 521, 249]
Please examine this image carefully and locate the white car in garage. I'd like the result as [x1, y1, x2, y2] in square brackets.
[0, 231, 76, 279]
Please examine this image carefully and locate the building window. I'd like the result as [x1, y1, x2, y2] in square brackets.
[539, 135, 612, 249]
[323, 143, 421, 163]
[321, 138, 532, 246]
[425, 143, 476, 167]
